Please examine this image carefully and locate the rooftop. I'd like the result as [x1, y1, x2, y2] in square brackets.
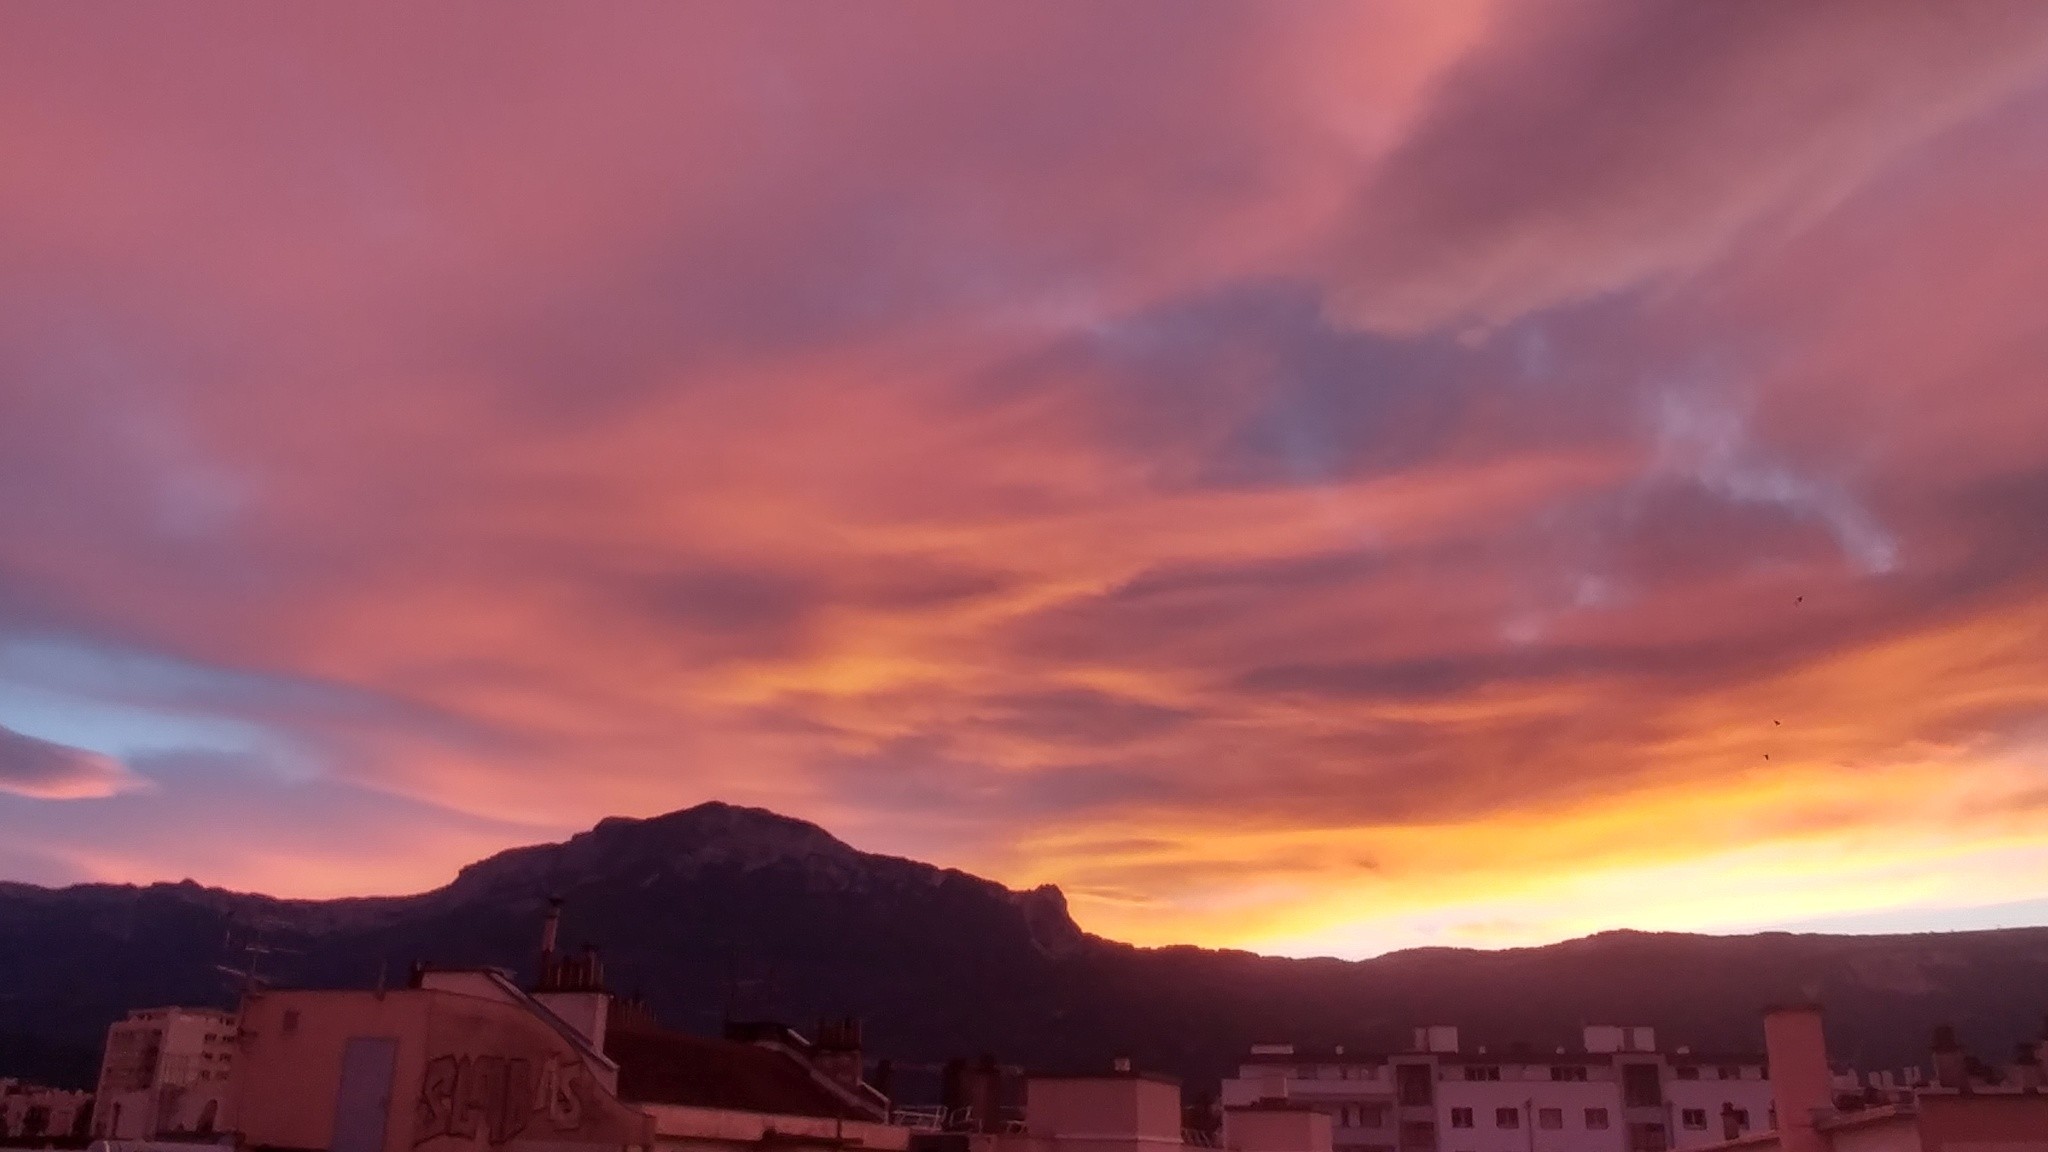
[606, 1022, 878, 1120]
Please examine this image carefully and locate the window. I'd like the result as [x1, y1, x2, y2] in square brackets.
[1450, 1108, 1474, 1129]
[281, 1009, 300, 1034]
[1463, 1065, 1501, 1082]
[1628, 1123, 1668, 1152]
[1717, 1066, 1742, 1081]
[1585, 1109, 1610, 1131]
[1398, 1120, 1436, 1152]
[1537, 1109, 1563, 1131]
[1495, 1108, 1520, 1130]
[1300, 1066, 1321, 1080]
[1622, 1064, 1663, 1107]
[1675, 1066, 1700, 1080]
[1730, 1110, 1750, 1131]
[1397, 1065, 1434, 1107]
[1342, 1105, 1383, 1128]
[1550, 1065, 1587, 1082]
[1681, 1110, 1707, 1131]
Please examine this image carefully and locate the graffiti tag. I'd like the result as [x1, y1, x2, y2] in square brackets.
[415, 1053, 588, 1146]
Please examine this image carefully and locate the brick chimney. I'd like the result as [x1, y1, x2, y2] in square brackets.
[2010, 1042, 2041, 1092]
[537, 895, 562, 976]
[814, 1016, 866, 1094]
[1932, 1025, 1968, 1091]
[1763, 1004, 1832, 1152]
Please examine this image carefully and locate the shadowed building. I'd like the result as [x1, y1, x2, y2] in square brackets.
[1223, 1025, 1772, 1152]
[1690, 1006, 2048, 1152]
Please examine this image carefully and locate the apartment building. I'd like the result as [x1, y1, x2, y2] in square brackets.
[1694, 1005, 2048, 1152]
[0, 1078, 93, 1142]
[1220, 1025, 1772, 1152]
[93, 1005, 240, 1139]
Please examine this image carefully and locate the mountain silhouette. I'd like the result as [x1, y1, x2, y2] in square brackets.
[4, 802, 2046, 1091]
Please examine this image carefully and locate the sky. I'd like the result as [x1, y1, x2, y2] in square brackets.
[4, 3, 2048, 959]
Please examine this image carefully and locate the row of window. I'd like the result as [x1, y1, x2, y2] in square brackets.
[1462, 1065, 1590, 1082]
[1299, 1063, 1750, 1083]
[1680, 1108, 1749, 1130]
[1444, 1106, 1751, 1133]
[1449, 1107, 1608, 1131]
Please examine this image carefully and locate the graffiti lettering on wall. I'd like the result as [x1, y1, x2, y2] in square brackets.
[414, 1052, 589, 1146]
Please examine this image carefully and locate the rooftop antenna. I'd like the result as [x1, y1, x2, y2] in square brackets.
[217, 915, 299, 1002]
[536, 895, 564, 988]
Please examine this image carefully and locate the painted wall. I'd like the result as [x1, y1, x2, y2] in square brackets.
[1224, 1109, 1333, 1152]
[236, 989, 435, 1152]
[1825, 1118, 1918, 1152]
[1665, 1076, 1774, 1149]
[1026, 1077, 1186, 1152]
[640, 1102, 909, 1149]
[236, 985, 652, 1152]
[1435, 1069, 1626, 1152]
[1916, 1093, 2048, 1152]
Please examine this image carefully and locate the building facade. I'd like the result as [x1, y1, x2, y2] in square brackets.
[1221, 1026, 1773, 1152]
[230, 963, 908, 1152]
[0, 1078, 93, 1142]
[1692, 1005, 2048, 1152]
[92, 1005, 239, 1140]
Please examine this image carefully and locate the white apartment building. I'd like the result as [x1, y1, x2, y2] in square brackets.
[1220, 1026, 1773, 1152]
[93, 1005, 240, 1139]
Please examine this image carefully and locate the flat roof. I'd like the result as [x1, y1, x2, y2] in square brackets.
[1029, 1070, 1182, 1086]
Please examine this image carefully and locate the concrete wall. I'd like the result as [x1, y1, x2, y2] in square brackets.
[1666, 1076, 1774, 1150]
[237, 985, 651, 1152]
[1435, 1070, 1625, 1152]
[1825, 1118, 1918, 1152]
[236, 989, 436, 1152]
[1916, 1093, 2048, 1152]
[642, 1102, 910, 1150]
[1026, 1077, 1184, 1149]
[1224, 1109, 1333, 1152]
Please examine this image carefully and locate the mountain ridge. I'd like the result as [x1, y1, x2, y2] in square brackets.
[4, 802, 2047, 1092]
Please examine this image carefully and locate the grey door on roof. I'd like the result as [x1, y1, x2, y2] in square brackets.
[331, 1036, 400, 1152]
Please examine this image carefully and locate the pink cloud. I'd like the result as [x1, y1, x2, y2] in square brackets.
[1, 4, 2048, 953]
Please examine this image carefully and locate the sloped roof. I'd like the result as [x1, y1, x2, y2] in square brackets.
[606, 1024, 873, 1120]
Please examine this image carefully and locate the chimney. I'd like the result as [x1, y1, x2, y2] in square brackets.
[1720, 1102, 1744, 1142]
[941, 1054, 1002, 1133]
[942, 1057, 968, 1127]
[1763, 1004, 1833, 1152]
[967, 1054, 1002, 1133]
[813, 1016, 867, 1095]
[1932, 1025, 1967, 1091]
[537, 896, 563, 985]
[2009, 1043, 2040, 1092]
[531, 936, 611, 1053]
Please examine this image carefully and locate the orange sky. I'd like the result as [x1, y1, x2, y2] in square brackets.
[4, 3, 2048, 957]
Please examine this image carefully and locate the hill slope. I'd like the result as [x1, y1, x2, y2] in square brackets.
[3, 802, 2045, 1090]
